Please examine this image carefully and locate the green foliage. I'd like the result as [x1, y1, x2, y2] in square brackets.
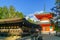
[2, 6, 9, 19]
[56, 0, 60, 4]
[27, 18, 35, 23]
[54, 23, 60, 32]
[0, 6, 24, 19]
[0, 7, 3, 19]
[55, 24, 58, 30]
[9, 5, 16, 18]
[15, 11, 24, 19]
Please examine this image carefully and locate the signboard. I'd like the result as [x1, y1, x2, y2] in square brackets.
[50, 26, 53, 31]
[50, 26, 53, 29]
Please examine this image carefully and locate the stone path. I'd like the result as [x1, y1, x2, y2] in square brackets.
[0, 34, 60, 40]
[42, 34, 60, 40]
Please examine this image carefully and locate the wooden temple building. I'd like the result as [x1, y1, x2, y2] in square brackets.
[0, 18, 41, 36]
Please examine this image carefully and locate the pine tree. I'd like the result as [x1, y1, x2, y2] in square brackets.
[51, 0, 60, 31]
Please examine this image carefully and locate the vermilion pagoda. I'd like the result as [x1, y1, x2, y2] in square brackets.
[35, 12, 55, 33]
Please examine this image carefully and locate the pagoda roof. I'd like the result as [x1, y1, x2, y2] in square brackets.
[35, 13, 53, 19]
[35, 12, 53, 15]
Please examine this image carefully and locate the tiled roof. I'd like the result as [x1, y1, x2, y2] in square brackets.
[0, 18, 23, 24]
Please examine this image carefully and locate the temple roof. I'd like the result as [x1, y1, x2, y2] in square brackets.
[0, 18, 42, 30]
[0, 18, 23, 24]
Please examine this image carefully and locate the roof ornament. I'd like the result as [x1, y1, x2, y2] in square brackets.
[43, 3, 46, 12]
[43, 1, 46, 13]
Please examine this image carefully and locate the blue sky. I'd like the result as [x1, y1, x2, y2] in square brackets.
[0, 0, 55, 16]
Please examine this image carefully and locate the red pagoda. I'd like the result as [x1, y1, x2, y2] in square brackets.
[35, 12, 55, 33]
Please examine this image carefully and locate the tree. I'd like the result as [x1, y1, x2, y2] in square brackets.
[51, 0, 60, 35]
[0, 6, 24, 19]
[0, 7, 3, 19]
[56, 0, 60, 3]
[9, 5, 16, 18]
[9, 5, 24, 19]
[2, 6, 9, 19]
[51, 0, 60, 16]
[15, 11, 24, 18]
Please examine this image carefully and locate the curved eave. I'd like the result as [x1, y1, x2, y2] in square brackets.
[35, 13, 53, 19]
[0, 18, 23, 24]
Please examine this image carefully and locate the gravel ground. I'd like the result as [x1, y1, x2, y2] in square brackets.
[42, 34, 60, 40]
[0, 34, 60, 40]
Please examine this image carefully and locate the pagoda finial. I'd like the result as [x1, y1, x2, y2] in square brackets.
[43, 2, 46, 12]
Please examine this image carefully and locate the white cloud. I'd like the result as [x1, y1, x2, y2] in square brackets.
[25, 16, 29, 20]
[25, 11, 44, 21]
[25, 14, 39, 22]
[34, 11, 44, 14]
